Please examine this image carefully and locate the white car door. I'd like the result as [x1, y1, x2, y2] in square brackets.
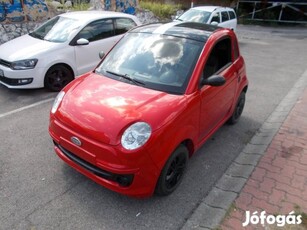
[208, 11, 221, 26]
[73, 19, 119, 76]
[220, 11, 232, 29]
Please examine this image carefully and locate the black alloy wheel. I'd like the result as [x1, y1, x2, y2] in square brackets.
[44, 65, 74, 91]
[155, 145, 188, 196]
[228, 91, 246, 125]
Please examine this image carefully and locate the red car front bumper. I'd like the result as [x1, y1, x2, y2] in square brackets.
[49, 118, 160, 198]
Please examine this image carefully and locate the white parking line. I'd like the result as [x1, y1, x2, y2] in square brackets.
[0, 98, 54, 119]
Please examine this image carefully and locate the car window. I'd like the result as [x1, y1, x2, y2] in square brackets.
[77, 19, 114, 42]
[203, 38, 232, 79]
[115, 18, 137, 35]
[211, 12, 220, 23]
[30, 16, 80, 43]
[177, 9, 211, 23]
[96, 33, 203, 95]
[221, 11, 229, 22]
[228, 11, 236, 20]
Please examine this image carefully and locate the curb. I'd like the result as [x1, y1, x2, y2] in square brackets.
[181, 68, 307, 230]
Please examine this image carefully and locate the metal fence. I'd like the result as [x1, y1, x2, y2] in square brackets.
[236, 0, 307, 24]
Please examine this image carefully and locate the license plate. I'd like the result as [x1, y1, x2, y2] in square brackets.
[0, 69, 3, 77]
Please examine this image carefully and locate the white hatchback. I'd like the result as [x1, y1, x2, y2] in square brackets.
[175, 6, 237, 31]
[0, 11, 140, 91]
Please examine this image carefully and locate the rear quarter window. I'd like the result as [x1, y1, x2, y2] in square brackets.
[221, 11, 229, 22]
[115, 18, 137, 35]
[228, 11, 236, 20]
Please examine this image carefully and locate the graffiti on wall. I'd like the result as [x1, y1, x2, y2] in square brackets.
[0, 0, 137, 23]
[104, 0, 137, 14]
[0, 0, 49, 22]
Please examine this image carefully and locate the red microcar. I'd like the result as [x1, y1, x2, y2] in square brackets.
[49, 22, 248, 198]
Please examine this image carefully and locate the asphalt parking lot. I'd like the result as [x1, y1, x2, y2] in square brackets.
[1, 25, 307, 229]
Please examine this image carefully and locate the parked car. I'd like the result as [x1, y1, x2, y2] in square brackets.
[175, 6, 237, 31]
[49, 21, 248, 197]
[0, 11, 140, 91]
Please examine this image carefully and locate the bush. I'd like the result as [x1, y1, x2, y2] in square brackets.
[71, 2, 90, 11]
[139, 0, 181, 19]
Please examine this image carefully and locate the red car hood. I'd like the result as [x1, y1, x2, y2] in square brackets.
[56, 73, 186, 145]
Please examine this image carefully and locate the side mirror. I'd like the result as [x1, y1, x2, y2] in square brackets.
[202, 75, 226, 86]
[76, 38, 89, 46]
[211, 21, 219, 26]
[99, 51, 105, 59]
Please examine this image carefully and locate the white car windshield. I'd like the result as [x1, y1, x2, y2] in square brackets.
[177, 9, 211, 23]
[96, 32, 203, 95]
[29, 16, 80, 43]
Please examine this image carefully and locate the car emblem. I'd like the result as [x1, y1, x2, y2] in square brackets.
[71, 136, 82, 146]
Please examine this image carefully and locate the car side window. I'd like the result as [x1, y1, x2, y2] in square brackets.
[203, 38, 232, 79]
[221, 11, 229, 22]
[211, 12, 220, 23]
[77, 19, 114, 42]
[115, 18, 137, 35]
[228, 11, 236, 20]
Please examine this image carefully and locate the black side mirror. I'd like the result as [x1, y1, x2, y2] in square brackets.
[201, 75, 226, 86]
[99, 51, 105, 59]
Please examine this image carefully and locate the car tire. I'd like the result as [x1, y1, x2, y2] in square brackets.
[44, 65, 74, 92]
[228, 91, 246, 125]
[155, 145, 188, 196]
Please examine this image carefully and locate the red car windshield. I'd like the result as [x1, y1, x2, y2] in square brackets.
[96, 32, 203, 95]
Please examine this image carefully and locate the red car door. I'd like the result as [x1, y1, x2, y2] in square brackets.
[198, 37, 239, 142]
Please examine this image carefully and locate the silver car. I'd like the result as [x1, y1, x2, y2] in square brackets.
[175, 6, 237, 31]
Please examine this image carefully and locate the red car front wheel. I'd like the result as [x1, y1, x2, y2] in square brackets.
[155, 145, 188, 196]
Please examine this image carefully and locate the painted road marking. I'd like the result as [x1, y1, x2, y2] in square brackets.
[0, 98, 54, 119]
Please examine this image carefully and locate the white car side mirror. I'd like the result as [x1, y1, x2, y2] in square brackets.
[76, 38, 89, 45]
[211, 21, 219, 26]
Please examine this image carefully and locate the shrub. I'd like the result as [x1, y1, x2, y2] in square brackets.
[139, 0, 181, 19]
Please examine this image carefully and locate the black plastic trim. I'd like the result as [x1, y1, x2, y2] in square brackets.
[54, 142, 134, 187]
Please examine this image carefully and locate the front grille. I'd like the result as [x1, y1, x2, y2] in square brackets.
[0, 59, 12, 68]
[54, 142, 134, 187]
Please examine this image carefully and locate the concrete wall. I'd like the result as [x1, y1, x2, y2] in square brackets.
[0, 0, 57, 44]
[103, 0, 137, 14]
[0, 21, 39, 44]
[0, 0, 50, 22]
[0, 0, 138, 44]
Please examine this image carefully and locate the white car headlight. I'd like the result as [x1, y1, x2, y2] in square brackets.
[121, 122, 152, 150]
[11, 59, 38, 70]
[51, 91, 65, 114]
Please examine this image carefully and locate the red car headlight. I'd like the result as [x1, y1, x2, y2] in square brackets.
[51, 91, 65, 114]
[121, 122, 152, 150]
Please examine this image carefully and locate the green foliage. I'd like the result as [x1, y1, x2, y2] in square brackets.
[139, 0, 181, 19]
[45, 0, 90, 11]
[71, 2, 90, 11]
[294, 205, 307, 229]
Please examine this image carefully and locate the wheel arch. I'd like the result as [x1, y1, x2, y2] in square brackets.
[242, 85, 248, 93]
[45, 63, 75, 79]
[44, 63, 76, 91]
[150, 124, 197, 172]
[181, 139, 195, 158]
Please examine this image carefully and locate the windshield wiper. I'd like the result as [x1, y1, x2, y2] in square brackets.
[106, 70, 145, 86]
